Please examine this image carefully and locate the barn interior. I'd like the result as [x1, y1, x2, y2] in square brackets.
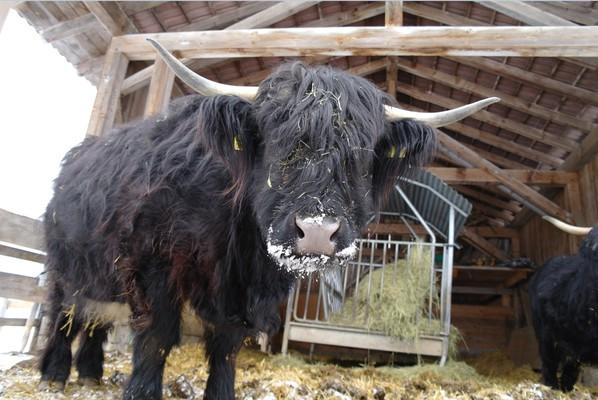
[0, 1, 597, 398]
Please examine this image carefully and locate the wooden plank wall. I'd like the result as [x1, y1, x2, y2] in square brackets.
[520, 153, 598, 265]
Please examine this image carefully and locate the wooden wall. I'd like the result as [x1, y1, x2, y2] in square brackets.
[521, 153, 598, 265]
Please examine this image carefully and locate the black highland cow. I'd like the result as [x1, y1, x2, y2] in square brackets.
[530, 216, 598, 392]
[39, 39, 498, 399]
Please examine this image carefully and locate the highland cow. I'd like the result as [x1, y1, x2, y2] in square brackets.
[530, 216, 598, 392]
[39, 39, 498, 399]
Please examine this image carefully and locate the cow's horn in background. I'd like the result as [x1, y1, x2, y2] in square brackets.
[148, 38, 498, 125]
[384, 97, 500, 128]
[147, 38, 258, 101]
[542, 216, 592, 235]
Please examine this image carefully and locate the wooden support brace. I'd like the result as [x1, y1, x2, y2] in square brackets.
[87, 45, 128, 137]
[144, 57, 175, 117]
[438, 132, 572, 221]
[460, 227, 509, 262]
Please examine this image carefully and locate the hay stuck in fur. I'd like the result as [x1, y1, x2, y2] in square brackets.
[330, 244, 460, 351]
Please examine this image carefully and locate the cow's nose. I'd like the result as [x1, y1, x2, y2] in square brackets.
[295, 215, 340, 256]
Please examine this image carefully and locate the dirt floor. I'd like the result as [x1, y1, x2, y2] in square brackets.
[0, 344, 596, 399]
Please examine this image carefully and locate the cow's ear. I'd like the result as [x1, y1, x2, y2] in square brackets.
[372, 120, 436, 209]
[197, 95, 258, 204]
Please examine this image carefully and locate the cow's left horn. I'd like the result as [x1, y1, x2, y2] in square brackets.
[542, 216, 592, 236]
[147, 38, 258, 101]
[384, 97, 500, 127]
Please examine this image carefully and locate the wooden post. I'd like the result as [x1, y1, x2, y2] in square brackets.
[144, 58, 175, 117]
[385, 1, 401, 99]
[565, 179, 584, 254]
[87, 45, 129, 137]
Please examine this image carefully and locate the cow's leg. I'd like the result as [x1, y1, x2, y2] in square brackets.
[204, 325, 246, 400]
[123, 267, 182, 400]
[75, 324, 110, 386]
[39, 296, 82, 390]
[560, 354, 580, 392]
[537, 334, 559, 389]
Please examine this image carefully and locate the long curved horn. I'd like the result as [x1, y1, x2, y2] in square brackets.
[542, 216, 592, 236]
[384, 97, 500, 127]
[147, 38, 258, 101]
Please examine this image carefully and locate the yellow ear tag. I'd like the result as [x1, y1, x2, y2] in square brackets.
[233, 135, 243, 151]
[399, 147, 407, 158]
[387, 145, 397, 158]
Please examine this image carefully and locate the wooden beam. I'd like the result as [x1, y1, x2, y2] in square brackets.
[469, 226, 519, 239]
[87, 45, 128, 136]
[397, 83, 578, 152]
[144, 57, 175, 117]
[460, 227, 509, 262]
[426, 168, 577, 186]
[227, 1, 318, 30]
[85, 1, 137, 36]
[470, 201, 514, 223]
[478, 1, 578, 26]
[385, 1, 401, 99]
[456, 186, 522, 214]
[0, 242, 45, 264]
[385, 1, 403, 26]
[0, 272, 46, 303]
[560, 126, 598, 171]
[438, 132, 572, 221]
[112, 26, 598, 60]
[0, 1, 17, 34]
[404, 1, 597, 71]
[395, 58, 592, 134]
[0, 209, 43, 250]
[452, 304, 513, 320]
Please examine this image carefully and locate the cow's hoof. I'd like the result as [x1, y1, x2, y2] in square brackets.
[38, 380, 65, 392]
[77, 377, 101, 387]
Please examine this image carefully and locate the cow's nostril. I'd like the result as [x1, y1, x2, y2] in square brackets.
[295, 220, 305, 239]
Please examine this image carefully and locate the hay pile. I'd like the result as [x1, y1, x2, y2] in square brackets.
[1, 344, 596, 399]
[330, 244, 460, 351]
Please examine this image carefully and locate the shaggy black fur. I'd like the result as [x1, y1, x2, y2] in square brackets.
[529, 227, 598, 391]
[40, 62, 436, 399]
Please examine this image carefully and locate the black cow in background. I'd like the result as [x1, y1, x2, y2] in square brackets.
[529, 216, 598, 392]
[39, 38, 498, 400]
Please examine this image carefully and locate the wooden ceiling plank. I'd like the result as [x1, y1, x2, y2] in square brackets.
[529, 2, 598, 26]
[471, 201, 515, 222]
[438, 132, 572, 221]
[175, 2, 271, 32]
[400, 103, 563, 168]
[227, 0, 318, 30]
[447, 56, 598, 108]
[445, 123, 562, 168]
[426, 168, 577, 186]
[300, 2, 384, 28]
[39, 13, 99, 42]
[85, 1, 138, 36]
[395, 59, 592, 134]
[396, 83, 578, 152]
[477, 1, 577, 26]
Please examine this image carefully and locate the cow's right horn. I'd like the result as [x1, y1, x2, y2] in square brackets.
[542, 216, 592, 235]
[384, 97, 500, 127]
[147, 38, 258, 101]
